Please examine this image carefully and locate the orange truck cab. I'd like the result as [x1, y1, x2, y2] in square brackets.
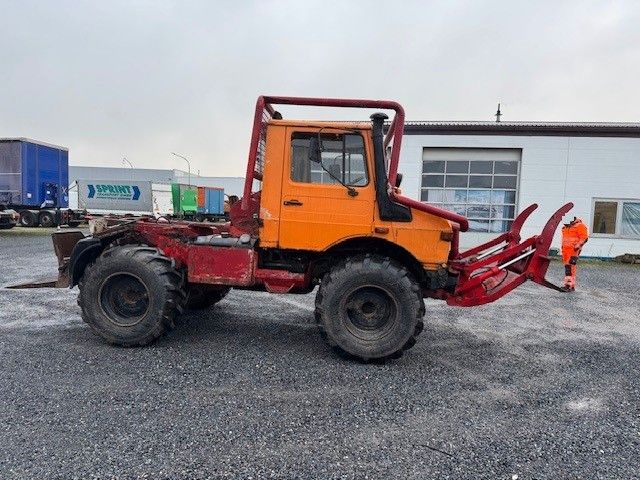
[257, 119, 452, 272]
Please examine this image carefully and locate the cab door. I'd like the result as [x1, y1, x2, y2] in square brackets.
[278, 127, 375, 251]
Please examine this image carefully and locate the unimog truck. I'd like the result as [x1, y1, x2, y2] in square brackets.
[17, 96, 572, 361]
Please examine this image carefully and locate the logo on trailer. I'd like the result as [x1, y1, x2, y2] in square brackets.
[87, 184, 141, 201]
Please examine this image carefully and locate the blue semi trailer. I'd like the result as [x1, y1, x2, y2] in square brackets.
[0, 138, 81, 227]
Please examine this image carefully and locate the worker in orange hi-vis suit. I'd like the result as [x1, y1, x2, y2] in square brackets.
[561, 217, 589, 292]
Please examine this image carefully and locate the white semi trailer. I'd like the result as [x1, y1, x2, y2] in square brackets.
[69, 181, 175, 217]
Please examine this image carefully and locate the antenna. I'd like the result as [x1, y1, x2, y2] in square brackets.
[495, 103, 502, 123]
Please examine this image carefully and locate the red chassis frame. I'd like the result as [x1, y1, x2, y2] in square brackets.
[129, 221, 309, 294]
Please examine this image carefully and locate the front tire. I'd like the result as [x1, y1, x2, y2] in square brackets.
[315, 254, 425, 362]
[78, 246, 185, 346]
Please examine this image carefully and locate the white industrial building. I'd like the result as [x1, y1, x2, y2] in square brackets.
[397, 121, 640, 257]
[69, 166, 244, 196]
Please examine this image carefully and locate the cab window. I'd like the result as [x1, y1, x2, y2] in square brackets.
[291, 132, 368, 186]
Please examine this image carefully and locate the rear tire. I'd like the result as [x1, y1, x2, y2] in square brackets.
[78, 246, 186, 346]
[185, 284, 230, 310]
[38, 211, 54, 227]
[315, 254, 425, 362]
[19, 210, 36, 227]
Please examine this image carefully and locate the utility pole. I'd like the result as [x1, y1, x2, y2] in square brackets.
[171, 152, 191, 186]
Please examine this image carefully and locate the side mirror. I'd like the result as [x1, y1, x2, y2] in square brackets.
[309, 136, 322, 164]
[395, 173, 403, 188]
[309, 132, 323, 163]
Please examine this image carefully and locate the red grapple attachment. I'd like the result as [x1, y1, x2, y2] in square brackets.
[447, 202, 574, 307]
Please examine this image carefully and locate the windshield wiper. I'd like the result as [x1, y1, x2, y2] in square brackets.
[320, 155, 358, 197]
[315, 129, 358, 197]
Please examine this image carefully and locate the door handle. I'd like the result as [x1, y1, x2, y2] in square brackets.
[283, 199, 303, 206]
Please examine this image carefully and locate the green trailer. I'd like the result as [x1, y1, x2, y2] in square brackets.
[171, 183, 198, 217]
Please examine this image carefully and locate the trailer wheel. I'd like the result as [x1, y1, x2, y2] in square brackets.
[184, 284, 231, 310]
[38, 211, 54, 227]
[78, 246, 186, 347]
[19, 210, 36, 227]
[315, 254, 425, 362]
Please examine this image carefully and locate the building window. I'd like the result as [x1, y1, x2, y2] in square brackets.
[291, 132, 368, 186]
[421, 148, 521, 233]
[622, 202, 640, 237]
[593, 199, 640, 238]
[592, 201, 618, 234]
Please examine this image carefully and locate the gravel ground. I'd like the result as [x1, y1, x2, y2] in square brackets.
[0, 229, 639, 479]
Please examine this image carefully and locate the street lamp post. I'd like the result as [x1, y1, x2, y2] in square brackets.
[171, 152, 191, 186]
[122, 157, 134, 181]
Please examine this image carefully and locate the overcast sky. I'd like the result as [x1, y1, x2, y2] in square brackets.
[1, 0, 638, 176]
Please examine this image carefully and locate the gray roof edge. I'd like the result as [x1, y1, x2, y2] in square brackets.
[0, 137, 69, 151]
[400, 121, 640, 137]
[404, 121, 640, 127]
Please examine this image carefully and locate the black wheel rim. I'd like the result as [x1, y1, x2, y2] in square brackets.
[99, 273, 150, 327]
[342, 285, 398, 340]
